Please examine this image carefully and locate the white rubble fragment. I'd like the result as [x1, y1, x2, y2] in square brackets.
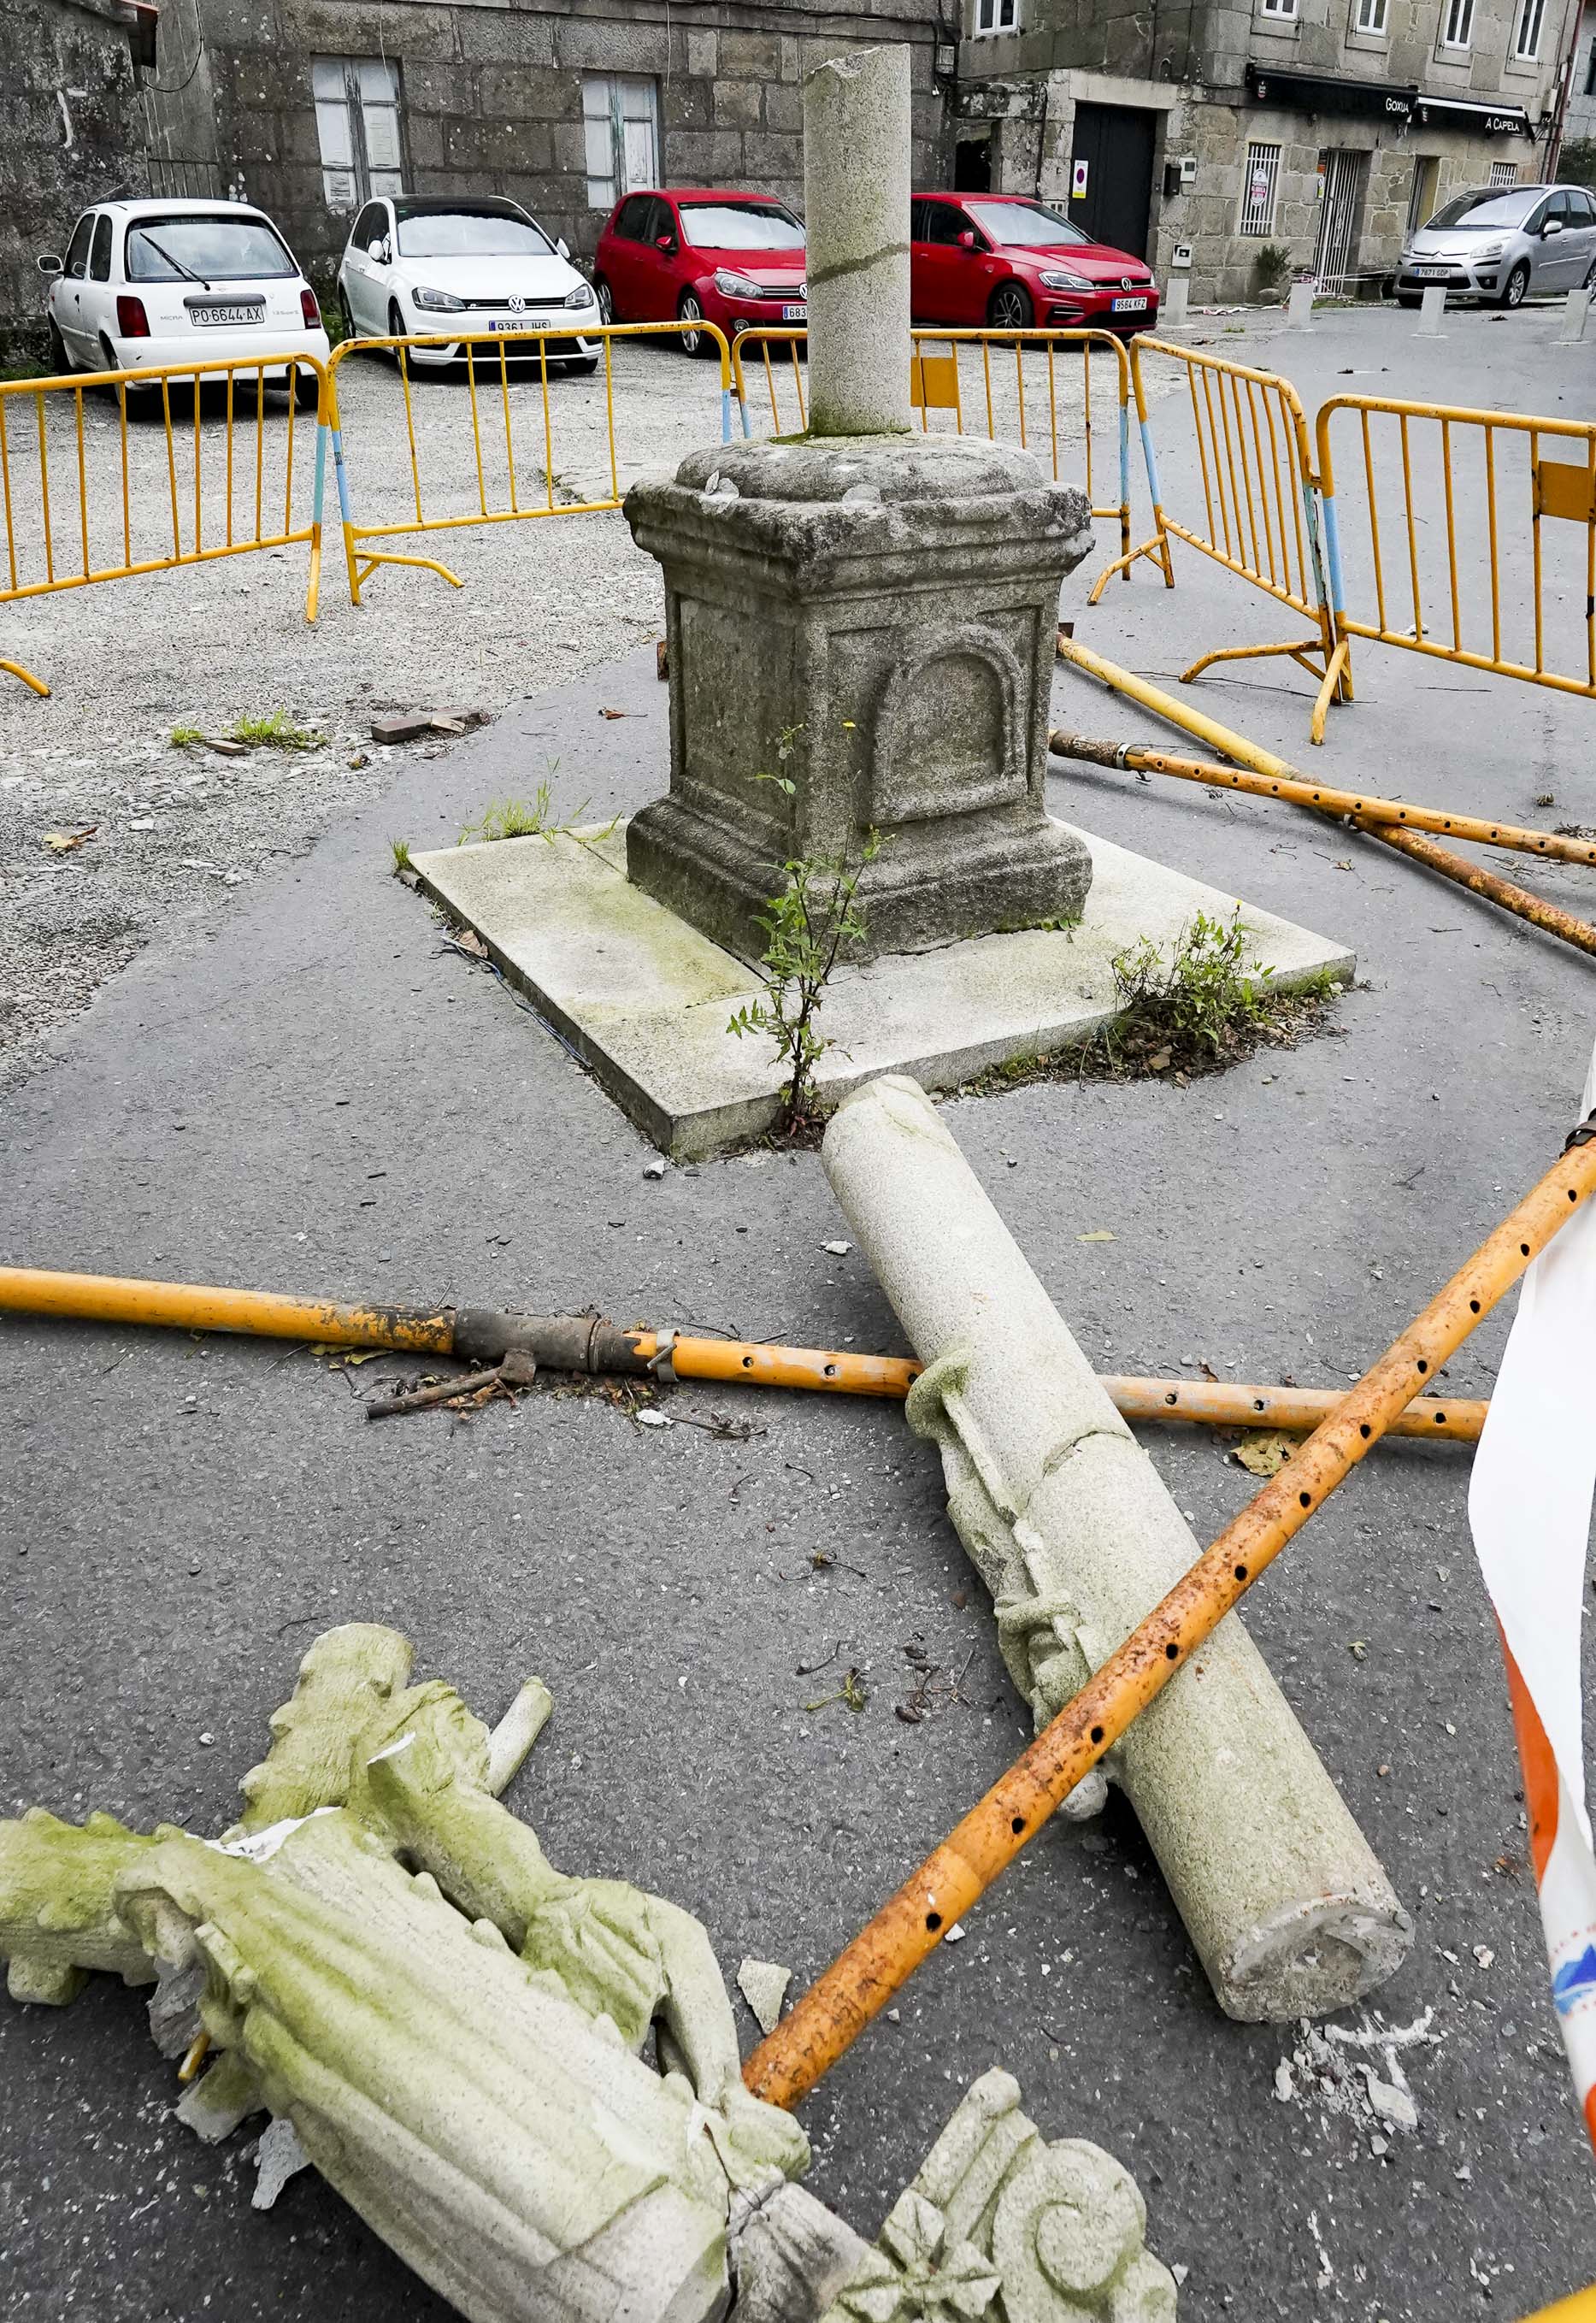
[1363, 2073, 1419, 2130]
[252, 2115, 313, 2209]
[736, 1957, 792, 2036]
[822, 1241, 851, 1256]
[1273, 2061, 1295, 2102]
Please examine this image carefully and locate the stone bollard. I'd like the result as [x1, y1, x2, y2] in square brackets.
[804, 46, 912, 437]
[1558, 287, 1592, 345]
[1162, 275, 1190, 327]
[822, 1075, 1413, 2022]
[1287, 280, 1314, 330]
[1417, 286, 1446, 337]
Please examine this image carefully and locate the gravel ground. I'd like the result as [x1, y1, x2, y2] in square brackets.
[0, 319, 1218, 1091]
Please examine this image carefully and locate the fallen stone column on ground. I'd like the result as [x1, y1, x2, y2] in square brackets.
[822, 1074, 1413, 2022]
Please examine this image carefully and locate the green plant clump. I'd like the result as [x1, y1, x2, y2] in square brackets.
[457, 786, 562, 845]
[1096, 906, 1340, 1076]
[389, 837, 415, 877]
[168, 725, 205, 748]
[228, 711, 324, 750]
[1253, 244, 1292, 295]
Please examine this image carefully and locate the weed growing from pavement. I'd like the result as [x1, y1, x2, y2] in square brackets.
[457, 786, 562, 844]
[168, 726, 205, 748]
[727, 731, 881, 1139]
[389, 838, 415, 877]
[227, 711, 324, 750]
[956, 909, 1346, 1100]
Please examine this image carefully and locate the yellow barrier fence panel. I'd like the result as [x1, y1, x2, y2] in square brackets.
[322, 320, 733, 607]
[732, 326, 1142, 576]
[1318, 393, 1596, 710]
[1092, 337, 1352, 744]
[0, 352, 327, 697]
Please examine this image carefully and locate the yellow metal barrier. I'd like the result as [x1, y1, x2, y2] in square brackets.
[0, 352, 327, 697]
[322, 321, 733, 606]
[1520, 2290, 1596, 2321]
[1318, 393, 1596, 710]
[1093, 337, 1351, 743]
[731, 326, 1144, 575]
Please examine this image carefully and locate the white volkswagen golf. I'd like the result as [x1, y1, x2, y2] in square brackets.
[337, 195, 601, 370]
[40, 198, 329, 399]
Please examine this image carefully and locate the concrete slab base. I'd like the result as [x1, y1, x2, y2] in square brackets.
[411, 821, 1353, 1160]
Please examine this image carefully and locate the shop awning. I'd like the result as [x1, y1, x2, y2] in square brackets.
[1410, 92, 1533, 136]
[1245, 63, 1416, 121]
[1246, 64, 1533, 136]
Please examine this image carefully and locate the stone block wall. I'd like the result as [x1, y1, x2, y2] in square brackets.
[141, 0, 948, 295]
[2, 0, 150, 365]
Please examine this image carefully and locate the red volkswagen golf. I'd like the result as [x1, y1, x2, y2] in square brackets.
[594, 189, 807, 352]
[911, 192, 1157, 338]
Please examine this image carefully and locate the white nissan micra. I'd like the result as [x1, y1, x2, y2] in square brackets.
[39, 198, 330, 399]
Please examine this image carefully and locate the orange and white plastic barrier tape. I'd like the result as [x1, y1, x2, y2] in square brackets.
[1469, 1047, 1596, 2150]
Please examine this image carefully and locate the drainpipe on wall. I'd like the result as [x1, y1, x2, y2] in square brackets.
[1545, 0, 1583, 176]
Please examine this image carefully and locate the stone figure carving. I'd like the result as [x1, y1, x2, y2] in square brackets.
[0, 1624, 1178, 2323]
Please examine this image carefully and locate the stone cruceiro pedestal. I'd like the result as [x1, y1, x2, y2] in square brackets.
[624, 434, 1097, 964]
[822, 1076, 1414, 2024]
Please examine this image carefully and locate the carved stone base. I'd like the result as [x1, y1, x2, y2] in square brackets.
[623, 436, 1096, 966]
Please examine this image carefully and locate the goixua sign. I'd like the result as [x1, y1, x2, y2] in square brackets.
[1244, 63, 1529, 137]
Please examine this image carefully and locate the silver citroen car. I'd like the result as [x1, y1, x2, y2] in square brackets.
[1394, 182, 1596, 310]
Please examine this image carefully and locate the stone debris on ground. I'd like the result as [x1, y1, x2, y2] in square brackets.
[735, 1955, 793, 2035]
[1272, 2008, 1443, 2145]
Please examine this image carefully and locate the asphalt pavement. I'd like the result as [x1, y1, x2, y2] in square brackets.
[2, 300, 1594, 2320]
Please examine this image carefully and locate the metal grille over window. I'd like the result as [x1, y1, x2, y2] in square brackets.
[1489, 159, 1521, 186]
[312, 56, 403, 211]
[1240, 143, 1281, 237]
[583, 74, 660, 210]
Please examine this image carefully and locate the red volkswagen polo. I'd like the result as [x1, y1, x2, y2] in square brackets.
[594, 189, 807, 353]
[911, 192, 1157, 337]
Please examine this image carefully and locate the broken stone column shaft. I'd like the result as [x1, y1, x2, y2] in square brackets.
[804, 46, 912, 437]
[822, 1076, 1412, 2022]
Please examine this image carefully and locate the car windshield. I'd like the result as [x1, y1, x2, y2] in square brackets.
[395, 208, 555, 259]
[677, 202, 804, 250]
[963, 199, 1090, 250]
[1426, 189, 1539, 231]
[126, 215, 295, 280]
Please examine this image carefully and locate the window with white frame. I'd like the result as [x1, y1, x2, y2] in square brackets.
[582, 74, 660, 210]
[1259, 0, 1300, 21]
[311, 57, 403, 211]
[1240, 141, 1281, 233]
[1511, 0, 1544, 56]
[1439, 0, 1474, 47]
[1353, 0, 1388, 32]
[974, 0, 1019, 30]
[1489, 158, 1520, 184]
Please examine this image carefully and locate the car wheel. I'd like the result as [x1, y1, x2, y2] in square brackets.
[1584, 256, 1596, 292]
[677, 292, 710, 357]
[47, 316, 71, 374]
[338, 287, 356, 345]
[388, 298, 409, 357]
[293, 369, 320, 410]
[987, 281, 1034, 333]
[562, 357, 599, 376]
[594, 275, 614, 325]
[1500, 261, 1529, 310]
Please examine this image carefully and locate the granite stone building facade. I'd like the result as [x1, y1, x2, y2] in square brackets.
[951, 0, 1581, 299]
[139, 0, 951, 292]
